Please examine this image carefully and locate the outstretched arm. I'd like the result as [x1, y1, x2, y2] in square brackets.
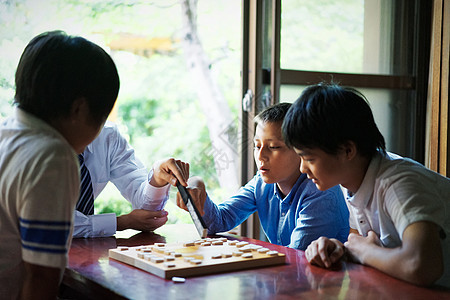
[344, 221, 443, 286]
[176, 175, 259, 235]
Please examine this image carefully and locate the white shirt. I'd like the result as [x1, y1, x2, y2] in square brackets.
[73, 121, 170, 238]
[0, 109, 79, 298]
[343, 151, 450, 288]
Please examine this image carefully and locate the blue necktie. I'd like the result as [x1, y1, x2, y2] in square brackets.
[76, 154, 95, 215]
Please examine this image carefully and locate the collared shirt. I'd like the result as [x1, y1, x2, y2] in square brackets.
[343, 151, 450, 288]
[203, 173, 349, 250]
[0, 108, 79, 298]
[73, 121, 170, 238]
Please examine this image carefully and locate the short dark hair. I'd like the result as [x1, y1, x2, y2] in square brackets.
[14, 30, 119, 124]
[254, 102, 292, 125]
[282, 83, 386, 158]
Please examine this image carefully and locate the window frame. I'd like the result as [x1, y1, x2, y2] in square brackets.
[240, 0, 433, 239]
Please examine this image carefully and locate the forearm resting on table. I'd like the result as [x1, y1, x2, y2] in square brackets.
[354, 222, 443, 286]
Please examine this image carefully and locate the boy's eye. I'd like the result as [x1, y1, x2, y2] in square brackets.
[254, 144, 282, 150]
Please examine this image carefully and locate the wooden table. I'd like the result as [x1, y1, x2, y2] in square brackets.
[62, 224, 450, 300]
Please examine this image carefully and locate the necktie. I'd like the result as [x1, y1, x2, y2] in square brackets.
[76, 154, 95, 215]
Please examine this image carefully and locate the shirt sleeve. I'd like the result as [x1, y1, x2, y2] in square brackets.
[203, 177, 258, 234]
[20, 145, 79, 269]
[137, 169, 171, 211]
[383, 172, 447, 240]
[72, 210, 116, 238]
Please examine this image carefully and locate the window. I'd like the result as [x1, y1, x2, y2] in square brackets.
[277, 0, 431, 160]
[241, 0, 432, 238]
[0, 0, 242, 224]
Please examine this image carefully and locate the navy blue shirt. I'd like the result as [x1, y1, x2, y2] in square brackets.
[203, 173, 349, 250]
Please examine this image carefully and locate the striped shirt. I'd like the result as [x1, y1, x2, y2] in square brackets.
[0, 108, 79, 297]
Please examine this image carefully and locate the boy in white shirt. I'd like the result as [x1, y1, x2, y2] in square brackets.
[0, 31, 188, 299]
[282, 83, 450, 287]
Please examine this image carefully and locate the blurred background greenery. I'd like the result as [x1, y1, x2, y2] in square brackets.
[0, 0, 242, 224]
[0, 0, 364, 225]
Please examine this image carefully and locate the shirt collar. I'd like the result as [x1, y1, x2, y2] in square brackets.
[84, 121, 111, 154]
[273, 173, 307, 203]
[345, 151, 383, 208]
[15, 108, 66, 142]
[85, 142, 94, 153]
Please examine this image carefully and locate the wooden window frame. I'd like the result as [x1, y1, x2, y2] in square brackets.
[240, 0, 433, 239]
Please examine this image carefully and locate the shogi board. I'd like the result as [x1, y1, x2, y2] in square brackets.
[109, 237, 286, 279]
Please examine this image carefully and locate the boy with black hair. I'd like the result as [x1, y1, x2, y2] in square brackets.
[0, 31, 188, 299]
[0, 30, 118, 299]
[177, 102, 349, 250]
[282, 83, 450, 287]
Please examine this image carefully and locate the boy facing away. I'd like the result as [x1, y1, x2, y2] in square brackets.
[282, 83, 450, 287]
[0, 31, 188, 299]
[0, 31, 119, 299]
[177, 102, 349, 250]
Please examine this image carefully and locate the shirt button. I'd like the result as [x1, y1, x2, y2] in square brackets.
[359, 220, 365, 224]
[281, 213, 285, 216]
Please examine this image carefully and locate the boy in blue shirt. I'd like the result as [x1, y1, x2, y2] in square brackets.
[177, 103, 349, 250]
[282, 83, 450, 287]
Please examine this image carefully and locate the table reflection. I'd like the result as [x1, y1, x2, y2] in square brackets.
[64, 225, 450, 300]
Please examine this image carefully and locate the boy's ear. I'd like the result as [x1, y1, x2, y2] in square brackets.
[69, 97, 89, 122]
[342, 141, 358, 160]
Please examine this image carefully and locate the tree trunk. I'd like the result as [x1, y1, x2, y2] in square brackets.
[180, 0, 240, 193]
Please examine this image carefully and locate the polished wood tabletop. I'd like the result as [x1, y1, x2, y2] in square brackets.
[62, 224, 450, 300]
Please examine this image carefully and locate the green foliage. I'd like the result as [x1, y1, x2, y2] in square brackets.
[94, 183, 131, 215]
[94, 183, 197, 225]
[0, 0, 239, 223]
[118, 97, 158, 144]
[0, 0, 365, 224]
[280, 0, 364, 72]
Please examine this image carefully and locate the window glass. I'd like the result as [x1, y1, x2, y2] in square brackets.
[281, 0, 364, 73]
[357, 87, 414, 156]
[280, 85, 413, 156]
[0, 0, 241, 224]
[281, 0, 401, 75]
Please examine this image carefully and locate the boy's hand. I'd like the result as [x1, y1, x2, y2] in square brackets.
[150, 158, 189, 187]
[344, 231, 381, 264]
[176, 176, 207, 216]
[117, 209, 168, 232]
[305, 237, 346, 268]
